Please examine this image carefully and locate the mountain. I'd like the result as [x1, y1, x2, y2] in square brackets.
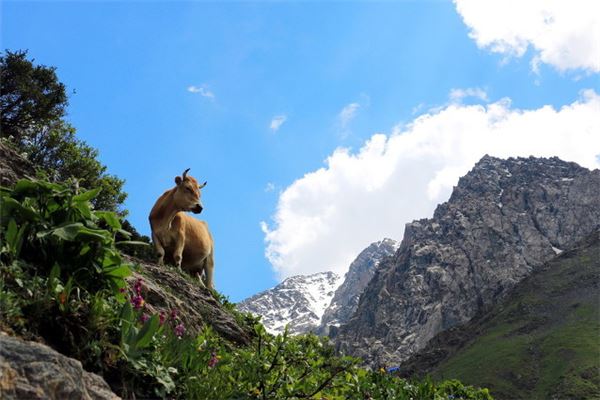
[335, 155, 600, 367]
[399, 231, 600, 400]
[237, 272, 341, 335]
[319, 238, 399, 336]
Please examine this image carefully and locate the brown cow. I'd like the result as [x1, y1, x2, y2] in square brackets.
[149, 168, 215, 289]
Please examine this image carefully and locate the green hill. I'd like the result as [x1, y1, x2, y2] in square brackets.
[400, 231, 600, 400]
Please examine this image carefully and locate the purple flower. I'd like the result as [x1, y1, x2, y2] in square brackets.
[140, 313, 150, 323]
[208, 351, 219, 368]
[119, 287, 127, 294]
[159, 311, 166, 326]
[170, 308, 179, 321]
[174, 323, 185, 338]
[133, 278, 144, 296]
[131, 294, 145, 310]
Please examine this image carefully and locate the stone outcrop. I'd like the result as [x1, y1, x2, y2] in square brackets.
[319, 238, 398, 337]
[127, 256, 253, 345]
[335, 155, 600, 367]
[0, 333, 119, 400]
[0, 142, 35, 187]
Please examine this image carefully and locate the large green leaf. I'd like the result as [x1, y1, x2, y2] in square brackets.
[134, 314, 160, 349]
[103, 264, 132, 279]
[116, 240, 150, 247]
[38, 222, 111, 242]
[120, 302, 134, 344]
[0, 197, 39, 222]
[12, 179, 40, 196]
[73, 187, 101, 203]
[95, 211, 121, 230]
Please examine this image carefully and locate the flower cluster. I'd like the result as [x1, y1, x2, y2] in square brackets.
[125, 278, 187, 339]
[174, 323, 186, 338]
[131, 278, 145, 310]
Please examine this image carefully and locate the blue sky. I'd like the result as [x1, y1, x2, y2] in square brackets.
[3, 1, 599, 302]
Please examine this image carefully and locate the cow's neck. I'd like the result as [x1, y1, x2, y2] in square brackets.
[150, 189, 182, 231]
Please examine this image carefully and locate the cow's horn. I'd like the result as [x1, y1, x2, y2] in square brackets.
[199, 181, 207, 189]
[182, 168, 190, 179]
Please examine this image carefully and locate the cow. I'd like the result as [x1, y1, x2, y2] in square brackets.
[149, 168, 215, 289]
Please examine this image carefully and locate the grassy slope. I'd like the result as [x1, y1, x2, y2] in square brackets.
[420, 233, 599, 399]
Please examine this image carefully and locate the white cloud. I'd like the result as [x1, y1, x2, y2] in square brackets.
[262, 89, 600, 280]
[187, 85, 215, 99]
[338, 103, 360, 128]
[449, 87, 489, 103]
[270, 115, 287, 132]
[454, 0, 600, 73]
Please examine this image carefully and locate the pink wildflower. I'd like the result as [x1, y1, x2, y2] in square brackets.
[170, 308, 179, 321]
[140, 313, 150, 323]
[208, 351, 219, 368]
[174, 322, 185, 338]
[131, 294, 145, 310]
[133, 278, 143, 296]
[159, 311, 166, 325]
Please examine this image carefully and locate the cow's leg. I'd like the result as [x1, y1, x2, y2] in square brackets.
[196, 270, 207, 288]
[204, 253, 215, 290]
[152, 232, 165, 265]
[173, 236, 185, 270]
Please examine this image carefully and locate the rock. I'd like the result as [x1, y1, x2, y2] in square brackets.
[0, 142, 35, 186]
[126, 256, 253, 345]
[0, 333, 119, 400]
[335, 155, 600, 367]
[319, 238, 399, 337]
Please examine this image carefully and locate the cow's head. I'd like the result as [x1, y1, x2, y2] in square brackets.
[174, 168, 207, 214]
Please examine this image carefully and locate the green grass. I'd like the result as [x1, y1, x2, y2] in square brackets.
[430, 238, 600, 400]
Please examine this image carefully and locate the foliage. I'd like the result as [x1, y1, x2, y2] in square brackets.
[0, 50, 126, 213]
[0, 50, 67, 140]
[118, 219, 155, 262]
[0, 178, 493, 399]
[0, 178, 136, 366]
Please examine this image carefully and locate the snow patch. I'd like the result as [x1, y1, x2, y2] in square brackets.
[552, 246, 563, 255]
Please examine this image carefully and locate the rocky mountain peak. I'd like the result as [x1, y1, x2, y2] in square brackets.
[319, 238, 399, 336]
[335, 155, 600, 367]
[237, 271, 341, 335]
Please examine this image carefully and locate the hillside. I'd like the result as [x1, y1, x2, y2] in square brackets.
[400, 231, 600, 400]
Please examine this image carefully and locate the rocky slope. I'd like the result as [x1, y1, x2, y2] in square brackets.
[319, 238, 399, 337]
[127, 256, 253, 345]
[335, 155, 600, 367]
[0, 333, 119, 400]
[0, 141, 35, 186]
[399, 230, 600, 400]
[237, 272, 341, 335]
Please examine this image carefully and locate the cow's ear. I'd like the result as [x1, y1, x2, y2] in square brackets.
[199, 181, 207, 189]
[175, 176, 182, 185]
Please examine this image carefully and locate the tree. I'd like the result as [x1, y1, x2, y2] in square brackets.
[1, 50, 68, 141]
[1, 50, 127, 213]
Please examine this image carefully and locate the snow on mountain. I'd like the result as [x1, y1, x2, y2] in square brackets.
[319, 238, 399, 336]
[237, 272, 341, 335]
